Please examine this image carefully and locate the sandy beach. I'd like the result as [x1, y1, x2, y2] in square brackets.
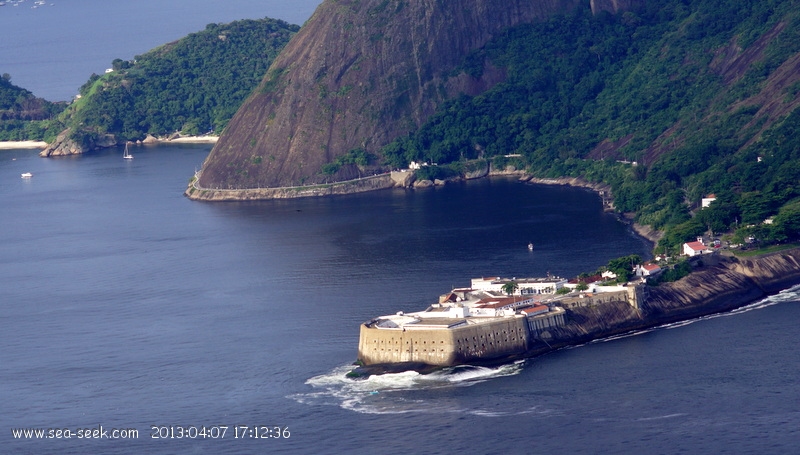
[1, 136, 218, 152]
[160, 135, 218, 144]
[0, 141, 47, 150]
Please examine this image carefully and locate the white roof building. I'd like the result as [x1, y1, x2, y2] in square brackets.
[601, 270, 618, 279]
[634, 264, 662, 277]
[470, 276, 567, 295]
[683, 241, 711, 257]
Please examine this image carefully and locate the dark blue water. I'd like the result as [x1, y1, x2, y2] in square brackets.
[1, 145, 798, 454]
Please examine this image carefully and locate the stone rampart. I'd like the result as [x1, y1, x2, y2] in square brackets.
[558, 290, 633, 310]
[358, 316, 530, 366]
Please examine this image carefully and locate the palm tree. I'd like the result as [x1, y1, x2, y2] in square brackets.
[501, 281, 519, 297]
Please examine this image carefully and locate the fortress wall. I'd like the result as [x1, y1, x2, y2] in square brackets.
[528, 309, 566, 335]
[358, 324, 458, 366]
[559, 290, 631, 309]
[451, 317, 531, 364]
[358, 317, 531, 367]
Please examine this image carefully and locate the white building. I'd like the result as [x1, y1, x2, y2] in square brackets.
[470, 276, 567, 295]
[601, 270, 618, 280]
[634, 263, 662, 277]
[701, 194, 717, 208]
[683, 241, 711, 256]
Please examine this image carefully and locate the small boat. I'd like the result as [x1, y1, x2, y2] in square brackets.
[21, 172, 32, 178]
[123, 143, 133, 160]
[527, 243, 534, 251]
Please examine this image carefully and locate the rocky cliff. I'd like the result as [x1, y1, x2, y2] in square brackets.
[196, 0, 643, 192]
[39, 128, 118, 157]
[533, 249, 800, 355]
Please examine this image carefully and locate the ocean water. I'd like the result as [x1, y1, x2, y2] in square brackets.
[2, 3, 799, 453]
[1, 145, 798, 454]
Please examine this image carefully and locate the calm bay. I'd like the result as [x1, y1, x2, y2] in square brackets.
[1, 1, 799, 453]
[1, 145, 797, 454]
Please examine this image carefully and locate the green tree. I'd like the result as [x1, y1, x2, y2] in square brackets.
[501, 281, 519, 296]
[770, 200, 800, 242]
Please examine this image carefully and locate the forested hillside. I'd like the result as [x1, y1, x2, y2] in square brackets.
[380, 0, 800, 252]
[0, 74, 65, 141]
[12, 16, 292, 151]
[62, 18, 298, 142]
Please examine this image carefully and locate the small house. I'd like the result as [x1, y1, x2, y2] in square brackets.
[634, 263, 662, 277]
[683, 241, 711, 257]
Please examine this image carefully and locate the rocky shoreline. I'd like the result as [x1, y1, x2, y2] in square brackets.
[185, 172, 398, 201]
[37, 129, 218, 157]
[186, 162, 663, 245]
[184, 158, 496, 201]
[520, 175, 663, 244]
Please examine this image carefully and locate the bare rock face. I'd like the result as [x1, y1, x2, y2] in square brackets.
[39, 129, 117, 157]
[198, 0, 649, 191]
[390, 170, 416, 188]
[589, 0, 640, 14]
[39, 129, 84, 157]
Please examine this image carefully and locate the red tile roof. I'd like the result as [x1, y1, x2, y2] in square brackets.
[685, 241, 707, 251]
[568, 274, 603, 284]
[521, 305, 549, 315]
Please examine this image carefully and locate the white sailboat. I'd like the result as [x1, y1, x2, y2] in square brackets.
[123, 143, 133, 160]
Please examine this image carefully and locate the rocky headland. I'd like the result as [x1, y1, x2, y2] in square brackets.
[353, 248, 800, 376]
[521, 249, 800, 358]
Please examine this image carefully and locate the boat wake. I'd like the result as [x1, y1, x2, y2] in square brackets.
[291, 286, 800, 415]
[289, 361, 537, 415]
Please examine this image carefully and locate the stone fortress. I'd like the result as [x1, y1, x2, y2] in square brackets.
[358, 275, 642, 368]
[356, 248, 800, 374]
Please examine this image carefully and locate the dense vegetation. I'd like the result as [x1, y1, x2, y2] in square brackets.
[6, 1, 799, 258]
[0, 74, 65, 141]
[380, 0, 800, 253]
[3, 18, 297, 144]
[63, 18, 298, 141]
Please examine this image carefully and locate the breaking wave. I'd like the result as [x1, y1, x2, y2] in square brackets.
[289, 361, 541, 415]
[291, 286, 800, 414]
